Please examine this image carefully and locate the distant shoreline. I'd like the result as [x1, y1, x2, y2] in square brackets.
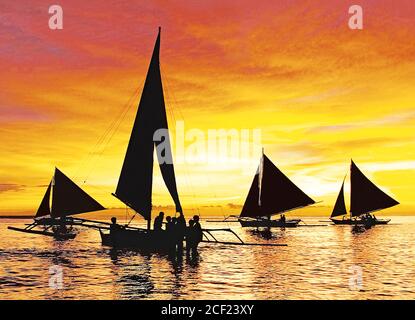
[0, 216, 32, 219]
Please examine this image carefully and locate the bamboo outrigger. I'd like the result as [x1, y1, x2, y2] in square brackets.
[201, 228, 287, 247]
[9, 210, 288, 248]
[99, 224, 287, 249]
[76, 219, 288, 247]
[8, 224, 76, 240]
[207, 215, 327, 227]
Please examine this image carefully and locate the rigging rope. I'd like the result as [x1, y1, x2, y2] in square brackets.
[82, 88, 140, 184]
[71, 83, 141, 186]
[160, 65, 202, 219]
[160, 65, 230, 224]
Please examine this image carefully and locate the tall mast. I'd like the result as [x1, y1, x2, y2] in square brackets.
[350, 160, 352, 221]
[113, 27, 182, 230]
[258, 147, 264, 207]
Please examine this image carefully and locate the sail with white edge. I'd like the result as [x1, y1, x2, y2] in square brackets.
[240, 154, 315, 218]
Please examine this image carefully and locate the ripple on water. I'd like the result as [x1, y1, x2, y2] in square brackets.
[1, 217, 415, 299]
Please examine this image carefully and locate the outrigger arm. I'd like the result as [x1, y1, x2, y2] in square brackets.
[201, 228, 287, 247]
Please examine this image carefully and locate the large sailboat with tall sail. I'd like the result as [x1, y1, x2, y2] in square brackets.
[238, 151, 316, 228]
[99, 29, 287, 250]
[330, 160, 399, 225]
[8, 168, 105, 240]
[99, 27, 181, 250]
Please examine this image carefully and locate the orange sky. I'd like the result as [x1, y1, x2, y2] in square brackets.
[1, 0, 414, 217]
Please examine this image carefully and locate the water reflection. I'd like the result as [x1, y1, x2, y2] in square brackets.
[104, 247, 201, 299]
[1, 217, 415, 299]
[248, 227, 286, 240]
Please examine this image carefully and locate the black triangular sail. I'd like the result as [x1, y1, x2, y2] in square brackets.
[240, 154, 315, 218]
[35, 182, 52, 218]
[350, 160, 399, 217]
[330, 181, 347, 218]
[51, 168, 105, 218]
[114, 28, 182, 220]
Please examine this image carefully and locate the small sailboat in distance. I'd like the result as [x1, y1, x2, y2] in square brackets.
[238, 151, 316, 228]
[330, 160, 399, 225]
[8, 168, 105, 240]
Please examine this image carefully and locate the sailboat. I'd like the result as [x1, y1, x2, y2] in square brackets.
[238, 151, 316, 228]
[99, 27, 187, 250]
[330, 160, 399, 225]
[8, 168, 105, 240]
[99, 29, 288, 250]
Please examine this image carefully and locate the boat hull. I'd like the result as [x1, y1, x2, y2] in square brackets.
[238, 218, 301, 228]
[330, 218, 390, 225]
[99, 228, 173, 252]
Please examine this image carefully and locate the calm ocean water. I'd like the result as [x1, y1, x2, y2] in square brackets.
[1, 216, 414, 300]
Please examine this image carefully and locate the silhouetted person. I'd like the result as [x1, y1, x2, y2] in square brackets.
[154, 212, 164, 231]
[280, 214, 286, 224]
[110, 217, 121, 245]
[361, 214, 373, 228]
[53, 218, 67, 235]
[110, 217, 120, 232]
[170, 217, 178, 252]
[164, 216, 174, 252]
[186, 219, 195, 255]
[59, 217, 68, 233]
[171, 217, 178, 232]
[165, 216, 173, 232]
[192, 215, 203, 255]
[176, 212, 186, 254]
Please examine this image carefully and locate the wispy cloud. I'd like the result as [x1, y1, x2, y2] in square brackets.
[0, 184, 25, 193]
[308, 110, 415, 134]
[1, 1, 415, 213]
[0, 105, 50, 122]
[360, 161, 415, 172]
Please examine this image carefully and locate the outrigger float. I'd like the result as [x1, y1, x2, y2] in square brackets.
[99, 226, 286, 250]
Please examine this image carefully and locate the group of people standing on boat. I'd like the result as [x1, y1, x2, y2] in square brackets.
[108, 212, 203, 255]
[154, 212, 203, 256]
[360, 213, 378, 226]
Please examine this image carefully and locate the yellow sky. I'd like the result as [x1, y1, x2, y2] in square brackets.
[1, 1, 414, 216]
